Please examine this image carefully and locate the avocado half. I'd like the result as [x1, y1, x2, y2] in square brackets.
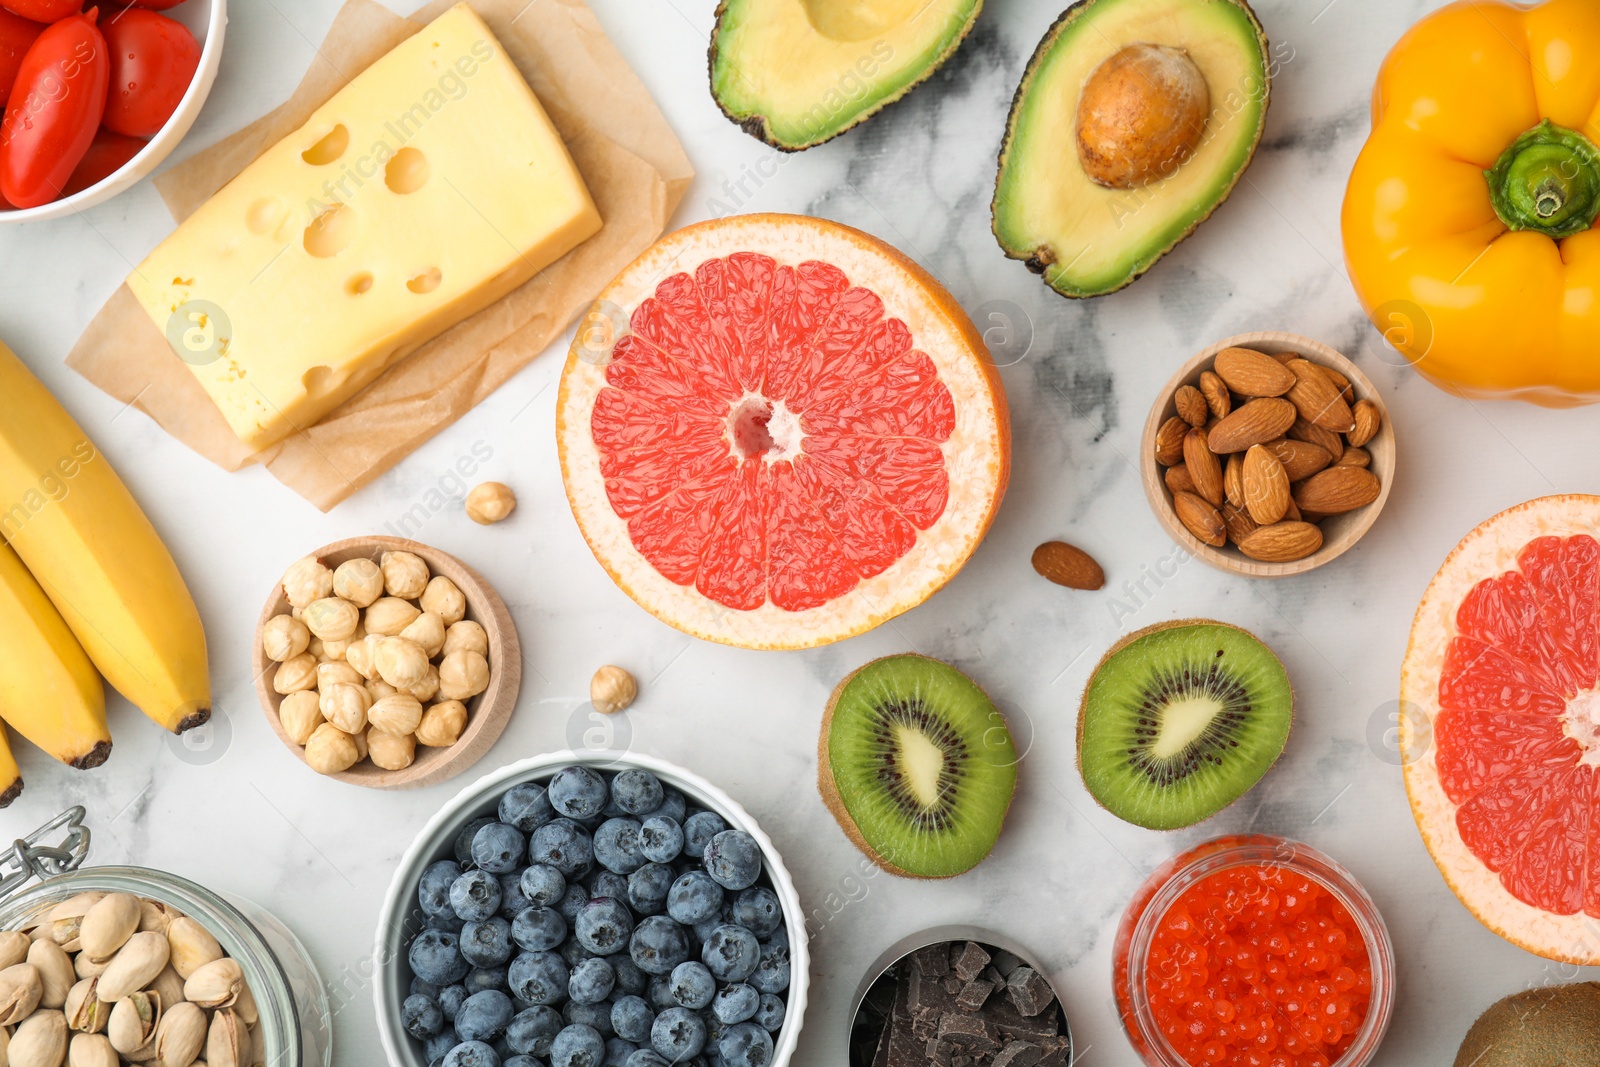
[709, 0, 984, 151]
[993, 0, 1271, 298]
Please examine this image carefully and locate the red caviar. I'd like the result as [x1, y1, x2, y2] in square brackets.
[1141, 863, 1373, 1067]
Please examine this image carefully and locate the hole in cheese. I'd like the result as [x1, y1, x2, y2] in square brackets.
[346, 272, 374, 296]
[407, 268, 442, 294]
[302, 125, 350, 166]
[385, 148, 430, 195]
[302, 365, 344, 397]
[303, 205, 355, 258]
[246, 196, 287, 237]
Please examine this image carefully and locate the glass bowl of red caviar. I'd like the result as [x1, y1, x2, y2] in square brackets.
[1113, 834, 1395, 1067]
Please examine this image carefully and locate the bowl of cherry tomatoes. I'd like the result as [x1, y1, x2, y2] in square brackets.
[0, 0, 226, 222]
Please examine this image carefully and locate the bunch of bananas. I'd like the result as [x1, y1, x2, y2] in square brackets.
[0, 342, 210, 806]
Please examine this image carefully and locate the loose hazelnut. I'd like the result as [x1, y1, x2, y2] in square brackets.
[376, 637, 431, 691]
[281, 556, 332, 610]
[441, 620, 488, 659]
[416, 700, 468, 747]
[380, 551, 430, 600]
[465, 481, 516, 525]
[399, 612, 447, 658]
[368, 694, 423, 736]
[364, 597, 421, 637]
[319, 683, 371, 735]
[419, 577, 466, 625]
[260, 614, 309, 663]
[302, 597, 359, 642]
[331, 558, 384, 608]
[272, 653, 318, 695]
[438, 650, 490, 701]
[590, 665, 637, 714]
[277, 691, 323, 745]
[303, 724, 360, 775]
[366, 728, 416, 771]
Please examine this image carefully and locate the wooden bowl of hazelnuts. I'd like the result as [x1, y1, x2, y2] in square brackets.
[253, 536, 522, 789]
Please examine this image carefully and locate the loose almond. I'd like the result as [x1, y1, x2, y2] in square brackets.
[1285, 359, 1355, 432]
[1221, 502, 1258, 544]
[1214, 347, 1296, 397]
[1173, 492, 1226, 547]
[1182, 428, 1224, 506]
[1348, 399, 1380, 448]
[1293, 466, 1380, 515]
[1287, 417, 1344, 463]
[1154, 416, 1188, 467]
[1264, 437, 1332, 482]
[1205, 398, 1297, 454]
[1164, 464, 1196, 495]
[1031, 541, 1105, 591]
[1224, 453, 1245, 508]
[1199, 370, 1231, 419]
[1238, 521, 1324, 562]
[1242, 444, 1290, 525]
[1335, 447, 1370, 469]
[1174, 385, 1208, 427]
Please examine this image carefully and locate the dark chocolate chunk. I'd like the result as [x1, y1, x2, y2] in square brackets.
[911, 965, 959, 1015]
[956, 977, 995, 1013]
[993, 1042, 1043, 1067]
[953, 942, 992, 982]
[1006, 967, 1055, 1017]
[937, 1011, 998, 1050]
[913, 943, 951, 977]
[987, 999, 1060, 1043]
[944, 977, 962, 995]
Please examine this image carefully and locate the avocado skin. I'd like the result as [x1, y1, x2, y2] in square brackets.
[707, 0, 985, 152]
[990, 0, 1271, 298]
[1454, 983, 1600, 1067]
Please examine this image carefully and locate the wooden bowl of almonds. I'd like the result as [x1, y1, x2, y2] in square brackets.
[1141, 331, 1396, 578]
[253, 536, 522, 790]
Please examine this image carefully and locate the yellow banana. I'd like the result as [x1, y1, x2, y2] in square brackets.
[0, 342, 210, 733]
[0, 724, 19, 808]
[0, 540, 110, 768]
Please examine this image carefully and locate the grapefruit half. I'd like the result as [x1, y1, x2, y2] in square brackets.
[556, 214, 1009, 649]
[1402, 495, 1600, 964]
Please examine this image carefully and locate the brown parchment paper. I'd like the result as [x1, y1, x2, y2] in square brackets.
[67, 0, 693, 510]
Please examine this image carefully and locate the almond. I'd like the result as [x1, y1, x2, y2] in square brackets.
[1322, 365, 1355, 401]
[1284, 497, 1304, 522]
[1348, 399, 1380, 448]
[1221, 502, 1258, 544]
[1285, 359, 1355, 432]
[1270, 351, 1297, 364]
[1164, 464, 1196, 495]
[1175, 385, 1208, 427]
[1241, 444, 1290, 525]
[1237, 521, 1323, 562]
[1199, 370, 1231, 419]
[1213, 347, 1296, 397]
[1224, 453, 1245, 508]
[1205, 398, 1297, 454]
[1154, 416, 1188, 466]
[1293, 466, 1380, 515]
[1263, 437, 1331, 482]
[1031, 541, 1105, 590]
[1183, 428, 1224, 506]
[1334, 447, 1370, 469]
[1173, 491, 1226, 547]
[1287, 417, 1343, 463]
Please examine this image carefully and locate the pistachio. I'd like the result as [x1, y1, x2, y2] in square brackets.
[375, 637, 430, 691]
[149, 967, 186, 1011]
[438, 650, 489, 701]
[380, 551, 430, 599]
[205, 1009, 246, 1067]
[64, 976, 109, 1033]
[137, 901, 183, 936]
[332, 557, 384, 607]
[29, 939, 74, 1009]
[259, 614, 309, 663]
[48, 916, 82, 953]
[0, 961, 43, 1025]
[270, 653, 317, 695]
[398, 611, 446, 658]
[318, 683, 371, 735]
[441, 620, 488, 659]
[78, 894, 140, 963]
[107, 991, 161, 1055]
[68, 1032, 118, 1067]
[0, 929, 30, 968]
[231, 978, 257, 1027]
[363, 597, 421, 637]
[366, 728, 415, 771]
[416, 700, 468, 747]
[47, 894, 105, 923]
[275, 690, 323, 747]
[367, 694, 423, 736]
[73, 952, 111, 980]
[10, 1008, 68, 1067]
[153, 1002, 206, 1067]
[96, 933, 170, 1002]
[164, 921, 222, 982]
[419, 576, 466, 625]
[183, 958, 243, 1011]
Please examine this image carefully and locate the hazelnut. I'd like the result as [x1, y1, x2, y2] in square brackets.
[315, 661, 362, 690]
[364, 597, 421, 637]
[318, 626, 362, 662]
[366, 728, 416, 771]
[302, 597, 359, 642]
[590, 665, 637, 714]
[465, 481, 516, 525]
[368, 694, 423, 735]
[366, 678, 398, 703]
[304, 724, 360, 775]
[349, 726, 369, 762]
[441, 620, 488, 659]
[404, 664, 440, 704]
[399, 612, 447, 658]
[376, 637, 431, 691]
[319, 683, 371, 735]
[416, 700, 468, 747]
[345, 633, 381, 679]
[331, 558, 384, 608]
[281, 556, 332, 609]
[380, 551, 430, 600]
[260, 614, 309, 663]
[277, 691, 323, 745]
[419, 577, 466, 626]
[438, 650, 490, 701]
[271, 653, 318, 695]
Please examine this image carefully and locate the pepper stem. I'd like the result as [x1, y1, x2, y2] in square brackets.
[1485, 119, 1600, 238]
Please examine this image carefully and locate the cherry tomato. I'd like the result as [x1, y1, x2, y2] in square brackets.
[0, 9, 43, 103]
[112, 0, 186, 7]
[0, 11, 108, 208]
[101, 7, 196, 138]
[61, 125, 141, 195]
[0, 0, 81, 22]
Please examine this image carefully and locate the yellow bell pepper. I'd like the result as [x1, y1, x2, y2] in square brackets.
[1342, 0, 1600, 406]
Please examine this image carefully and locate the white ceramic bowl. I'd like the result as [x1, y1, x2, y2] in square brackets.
[0, 0, 227, 224]
[375, 751, 810, 1067]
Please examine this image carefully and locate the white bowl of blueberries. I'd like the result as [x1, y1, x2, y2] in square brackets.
[374, 752, 808, 1067]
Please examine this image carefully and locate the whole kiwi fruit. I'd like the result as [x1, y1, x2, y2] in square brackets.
[1453, 982, 1600, 1067]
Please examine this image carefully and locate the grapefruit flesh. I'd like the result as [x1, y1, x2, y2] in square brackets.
[558, 214, 1009, 649]
[1402, 495, 1600, 963]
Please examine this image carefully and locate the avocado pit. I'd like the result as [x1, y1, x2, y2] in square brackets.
[1076, 43, 1211, 189]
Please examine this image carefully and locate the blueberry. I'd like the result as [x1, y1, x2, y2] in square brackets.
[755, 993, 784, 1032]
[712, 984, 758, 1025]
[666, 872, 724, 925]
[500, 782, 557, 833]
[510, 906, 566, 953]
[602, 1037, 639, 1067]
[465, 967, 509, 996]
[650, 1006, 706, 1062]
[505, 1005, 562, 1056]
[429, 912, 467, 934]
[594, 818, 647, 874]
[439, 984, 469, 1020]
[442, 1039, 500, 1067]
[611, 955, 648, 996]
[610, 769, 665, 815]
[550, 1023, 606, 1067]
[412, 977, 443, 1000]
[503, 1057, 541, 1067]
[729, 888, 782, 940]
[456, 990, 515, 1043]
[530, 819, 595, 878]
[411, 929, 471, 986]
[646, 974, 675, 1011]
[637, 818, 684, 865]
[702, 831, 761, 891]
[521, 864, 567, 908]
[750, 932, 789, 994]
[629, 915, 692, 975]
[625, 1052, 670, 1067]
[404, 993, 445, 1039]
[643, 789, 687, 824]
[421, 860, 464, 918]
[461, 917, 515, 968]
[568, 957, 616, 1005]
[498, 871, 531, 920]
[549, 767, 609, 820]
[456, 816, 499, 867]
[560, 937, 599, 969]
[693, 910, 730, 945]
[451, 870, 503, 922]
[702, 925, 760, 983]
[576, 898, 635, 955]
[559, 882, 591, 925]
[424, 1032, 459, 1066]
[682, 812, 728, 857]
[718, 1021, 773, 1067]
[610, 995, 654, 1043]
[508, 951, 569, 1006]
[627, 863, 673, 916]
[587, 869, 631, 901]
[667, 961, 715, 1010]
[563, 999, 615, 1035]
[473, 823, 527, 875]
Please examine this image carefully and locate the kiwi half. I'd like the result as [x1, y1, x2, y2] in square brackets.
[1077, 619, 1292, 830]
[819, 654, 1018, 879]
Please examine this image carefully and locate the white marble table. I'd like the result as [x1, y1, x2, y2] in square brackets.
[3, 0, 1598, 1063]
